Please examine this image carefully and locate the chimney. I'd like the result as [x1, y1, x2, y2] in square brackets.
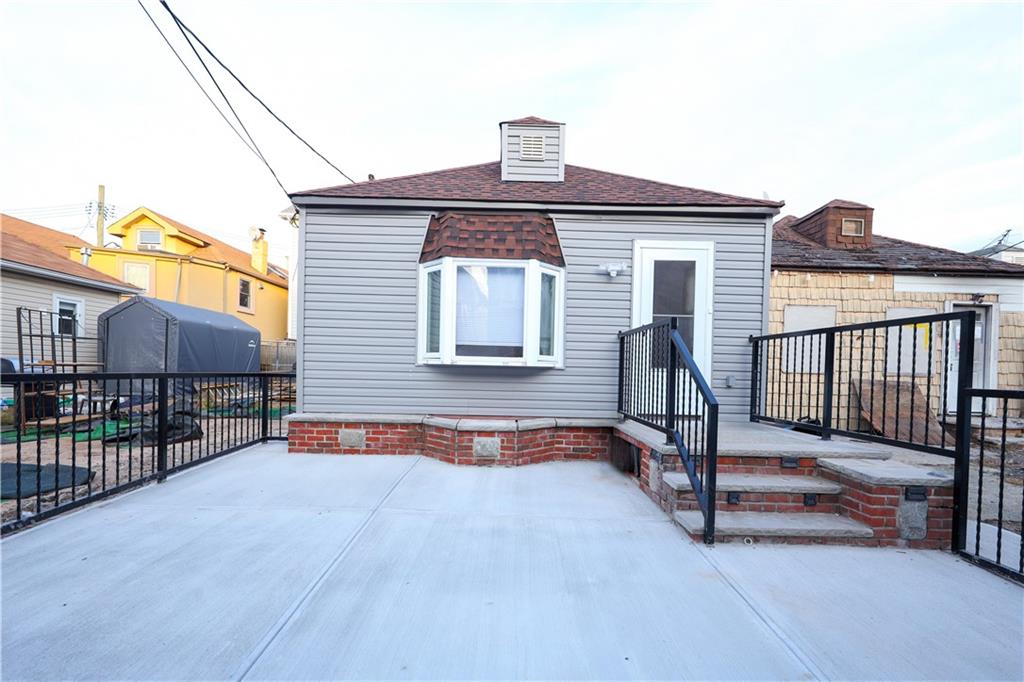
[251, 227, 268, 274]
[790, 199, 874, 249]
[499, 116, 565, 182]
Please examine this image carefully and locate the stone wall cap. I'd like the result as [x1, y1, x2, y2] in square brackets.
[284, 413, 425, 424]
[423, 416, 460, 429]
[818, 458, 954, 487]
[517, 418, 558, 431]
[456, 419, 519, 432]
[555, 418, 621, 428]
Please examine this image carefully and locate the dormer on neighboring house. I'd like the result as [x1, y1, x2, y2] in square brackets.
[499, 116, 565, 182]
[788, 199, 874, 250]
[69, 207, 290, 340]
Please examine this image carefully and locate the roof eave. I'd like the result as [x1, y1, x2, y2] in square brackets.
[289, 195, 781, 215]
[1, 259, 142, 294]
[770, 262, 1024, 278]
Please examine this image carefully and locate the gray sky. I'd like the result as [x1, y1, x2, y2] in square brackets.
[2, 1, 1022, 265]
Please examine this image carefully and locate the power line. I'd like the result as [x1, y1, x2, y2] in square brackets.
[159, 0, 355, 184]
[159, 0, 290, 199]
[136, 0, 261, 160]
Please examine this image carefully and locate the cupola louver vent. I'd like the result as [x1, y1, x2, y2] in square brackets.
[519, 135, 545, 161]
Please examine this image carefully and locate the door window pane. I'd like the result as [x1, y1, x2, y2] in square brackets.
[652, 260, 696, 356]
[426, 269, 441, 354]
[456, 266, 524, 357]
[652, 260, 694, 316]
[539, 272, 555, 356]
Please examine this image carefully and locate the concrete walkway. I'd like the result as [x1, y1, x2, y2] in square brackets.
[2, 443, 1021, 681]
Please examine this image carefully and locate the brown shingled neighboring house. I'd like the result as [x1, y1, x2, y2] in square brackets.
[0, 214, 140, 368]
[770, 200, 1024, 416]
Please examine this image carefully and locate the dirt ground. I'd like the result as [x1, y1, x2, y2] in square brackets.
[1, 410, 290, 526]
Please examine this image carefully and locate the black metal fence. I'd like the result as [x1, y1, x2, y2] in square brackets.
[0, 371, 295, 534]
[619, 317, 719, 543]
[749, 311, 977, 457]
[956, 388, 1024, 583]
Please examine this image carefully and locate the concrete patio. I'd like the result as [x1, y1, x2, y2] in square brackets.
[2, 442, 1021, 681]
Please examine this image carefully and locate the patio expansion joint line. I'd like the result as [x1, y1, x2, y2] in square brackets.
[693, 543, 828, 681]
[231, 455, 424, 682]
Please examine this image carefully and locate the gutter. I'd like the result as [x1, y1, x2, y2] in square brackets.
[1, 259, 141, 295]
[289, 195, 781, 217]
[770, 265, 1024, 279]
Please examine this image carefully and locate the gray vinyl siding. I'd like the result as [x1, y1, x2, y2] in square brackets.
[501, 124, 563, 182]
[299, 209, 769, 420]
[0, 270, 121, 365]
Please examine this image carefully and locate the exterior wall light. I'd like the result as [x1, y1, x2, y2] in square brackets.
[600, 262, 630, 277]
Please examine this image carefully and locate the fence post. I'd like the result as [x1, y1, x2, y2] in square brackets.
[260, 375, 270, 442]
[952, 311, 976, 552]
[748, 337, 760, 422]
[821, 331, 836, 441]
[665, 317, 678, 444]
[156, 376, 168, 481]
[617, 334, 625, 415]
[704, 402, 719, 545]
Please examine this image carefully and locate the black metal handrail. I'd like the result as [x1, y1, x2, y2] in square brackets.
[749, 311, 976, 457]
[0, 370, 296, 534]
[619, 318, 719, 543]
[955, 388, 1024, 584]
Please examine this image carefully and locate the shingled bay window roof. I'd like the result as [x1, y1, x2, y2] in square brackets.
[419, 212, 565, 266]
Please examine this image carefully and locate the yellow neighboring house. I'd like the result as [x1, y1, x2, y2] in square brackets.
[73, 207, 289, 340]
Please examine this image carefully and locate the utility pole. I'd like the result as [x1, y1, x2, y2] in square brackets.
[95, 184, 106, 246]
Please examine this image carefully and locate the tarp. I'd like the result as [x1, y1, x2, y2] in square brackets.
[99, 297, 260, 373]
[0, 463, 94, 499]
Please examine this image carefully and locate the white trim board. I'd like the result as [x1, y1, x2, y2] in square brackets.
[893, 275, 1024, 312]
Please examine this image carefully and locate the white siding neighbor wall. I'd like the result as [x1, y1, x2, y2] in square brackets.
[0, 270, 121, 363]
[299, 209, 769, 420]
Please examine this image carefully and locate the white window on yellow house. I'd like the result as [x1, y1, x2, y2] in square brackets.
[123, 262, 151, 294]
[136, 229, 163, 251]
[238, 278, 254, 312]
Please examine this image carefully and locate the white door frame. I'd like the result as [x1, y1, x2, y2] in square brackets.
[945, 301, 999, 415]
[631, 239, 714, 376]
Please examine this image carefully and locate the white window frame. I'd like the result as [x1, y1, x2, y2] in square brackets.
[238, 277, 255, 313]
[52, 294, 85, 337]
[417, 257, 565, 368]
[841, 218, 865, 236]
[136, 229, 163, 250]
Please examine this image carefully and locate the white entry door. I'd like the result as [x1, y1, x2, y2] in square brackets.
[631, 241, 714, 376]
[947, 304, 992, 414]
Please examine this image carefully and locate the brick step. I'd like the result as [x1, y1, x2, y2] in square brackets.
[665, 472, 841, 513]
[674, 510, 874, 542]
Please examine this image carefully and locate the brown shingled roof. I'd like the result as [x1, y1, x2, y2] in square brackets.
[773, 218, 1024, 276]
[1, 213, 91, 256]
[419, 212, 564, 266]
[293, 161, 782, 209]
[0, 216, 137, 290]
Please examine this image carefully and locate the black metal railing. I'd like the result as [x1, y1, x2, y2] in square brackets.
[956, 388, 1024, 583]
[0, 371, 295, 534]
[619, 317, 719, 543]
[749, 311, 977, 457]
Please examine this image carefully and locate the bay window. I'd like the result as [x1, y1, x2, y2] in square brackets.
[418, 257, 564, 367]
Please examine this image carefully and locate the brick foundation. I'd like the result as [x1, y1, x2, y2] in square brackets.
[288, 420, 610, 466]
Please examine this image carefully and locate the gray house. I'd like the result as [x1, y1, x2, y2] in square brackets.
[287, 117, 781, 459]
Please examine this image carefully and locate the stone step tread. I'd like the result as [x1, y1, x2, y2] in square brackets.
[663, 472, 842, 494]
[673, 510, 874, 538]
[817, 457, 954, 487]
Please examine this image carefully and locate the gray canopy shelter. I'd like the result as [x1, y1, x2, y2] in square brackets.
[99, 297, 261, 372]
